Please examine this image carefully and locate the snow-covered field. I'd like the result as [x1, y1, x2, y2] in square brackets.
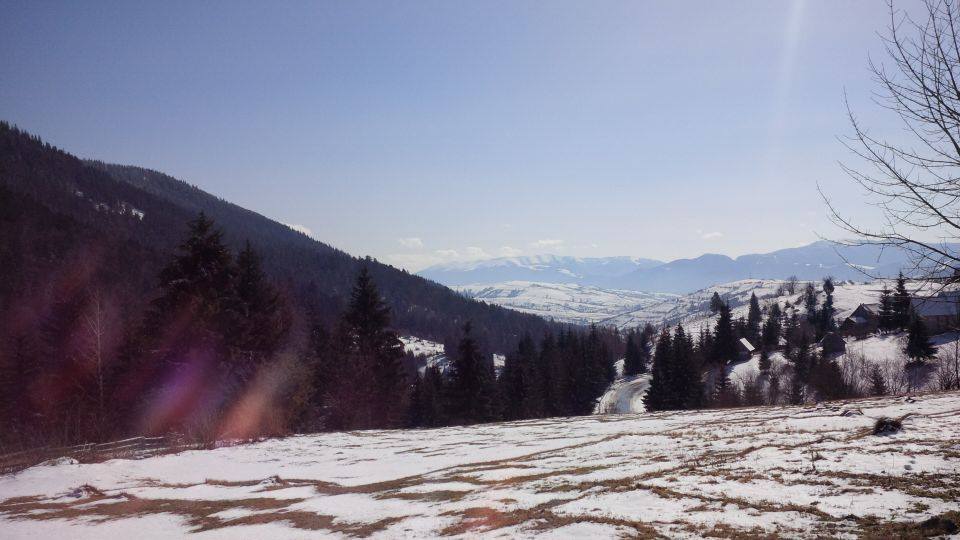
[455, 281, 675, 325]
[2, 392, 958, 539]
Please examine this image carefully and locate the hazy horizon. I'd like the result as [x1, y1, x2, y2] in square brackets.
[1, 1, 928, 271]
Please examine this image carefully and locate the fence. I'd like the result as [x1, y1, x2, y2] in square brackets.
[0, 436, 205, 475]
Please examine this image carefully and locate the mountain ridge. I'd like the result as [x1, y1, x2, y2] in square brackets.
[420, 241, 951, 294]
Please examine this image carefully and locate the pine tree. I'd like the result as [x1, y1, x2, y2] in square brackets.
[672, 324, 703, 410]
[499, 334, 539, 420]
[643, 329, 673, 412]
[746, 293, 762, 344]
[710, 292, 724, 313]
[758, 348, 771, 373]
[340, 267, 406, 428]
[576, 325, 614, 414]
[905, 314, 937, 363]
[869, 365, 887, 396]
[878, 285, 895, 332]
[147, 212, 236, 354]
[228, 241, 290, 380]
[713, 367, 739, 408]
[712, 302, 738, 365]
[409, 366, 445, 427]
[789, 337, 811, 405]
[537, 333, 561, 417]
[638, 324, 654, 373]
[819, 277, 837, 336]
[623, 331, 643, 377]
[893, 272, 912, 329]
[803, 283, 819, 325]
[450, 322, 496, 424]
[517, 335, 543, 418]
[761, 302, 782, 348]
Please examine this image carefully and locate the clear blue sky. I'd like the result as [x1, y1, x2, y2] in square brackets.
[0, 1, 922, 270]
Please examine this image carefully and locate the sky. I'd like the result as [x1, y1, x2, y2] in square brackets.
[0, 1, 926, 271]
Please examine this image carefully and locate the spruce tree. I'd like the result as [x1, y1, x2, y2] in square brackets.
[746, 293, 762, 344]
[803, 283, 819, 325]
[761, 302, 782, 348]
[517, 335, 543, 418]
[758, 348, 771, 373]
[643, 329, 673, 412]
[229, 241, 289, 378]
[409, 366, 445, 428]
[789, 337, 811, 405]
[711, 302, 738, 365]
[905, 314, 936, 363]
[450, 322, 497, 424]
[341, 267, 406, 428]
[623, 331, 643, 377]
[537, 333, 561, 417]
[819, 277, 837, 336]
[710, 292, 724, 313]
[893, 273, 912, 329]
[878, 285, 895, 332]
[148, 212, 235, 352]
[713, 367, 739, 408]
[499, 334, 538, 420]
[639, 324, 655, 373]
[869, 365, 887, 396]
[672, 324, 703, 410]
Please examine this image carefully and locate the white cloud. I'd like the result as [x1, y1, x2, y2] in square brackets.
[435, 249, 459, 259]
[530, 239, 564, 249]
[499, 246, 522, 257]
[285, 223, 315, 239]
[701, 231, 724, 240]
[464, 246, 489, 259]
[398, 237, 424, 249]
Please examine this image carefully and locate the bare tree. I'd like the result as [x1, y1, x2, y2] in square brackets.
[824, 1, 960, 282]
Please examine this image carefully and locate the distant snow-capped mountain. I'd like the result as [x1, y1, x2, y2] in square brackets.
[418, 255, 663, 287]
[454, 281, 676, 325]
[420, 241, 953, 294]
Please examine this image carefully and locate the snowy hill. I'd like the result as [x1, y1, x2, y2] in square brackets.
[3, 391, 959, 538]
[419, 255, 662, 287]
[454, 281, 676, 325]
[603, 279, 789, 330]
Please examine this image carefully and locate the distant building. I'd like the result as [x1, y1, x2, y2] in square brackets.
[911, 291, 960, 334]
[736, 337, 755, 360]
[819, 332, 846, 355]
[840, 303, 880, 338]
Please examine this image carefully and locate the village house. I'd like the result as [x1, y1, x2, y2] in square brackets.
[736, 337, 756, 360]
[840, 303, 880, 338]
[911, 291, 960, 334]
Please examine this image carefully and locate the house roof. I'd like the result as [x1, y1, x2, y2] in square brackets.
[737, 338, 755, 353]
[911, 296, 960, 318]
[819, 332, 845, 345]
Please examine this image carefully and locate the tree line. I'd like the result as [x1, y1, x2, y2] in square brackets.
[0, 212, 623, 448]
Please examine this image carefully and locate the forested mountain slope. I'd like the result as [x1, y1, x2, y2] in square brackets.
[0, 122, 559, 351]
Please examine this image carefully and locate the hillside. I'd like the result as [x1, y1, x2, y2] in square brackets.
[0, 122, 559, 351]
[454, 281, 675, 325]
[2, 391, 958, 538]
[419, 255, 663, 287]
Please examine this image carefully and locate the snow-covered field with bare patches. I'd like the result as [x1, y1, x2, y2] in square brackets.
[454, 281, 675, 325]
[2, 392, 959, 539]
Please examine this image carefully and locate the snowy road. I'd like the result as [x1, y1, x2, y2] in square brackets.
[2, 392, 959, 538]
[594, 374, 650, 414]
